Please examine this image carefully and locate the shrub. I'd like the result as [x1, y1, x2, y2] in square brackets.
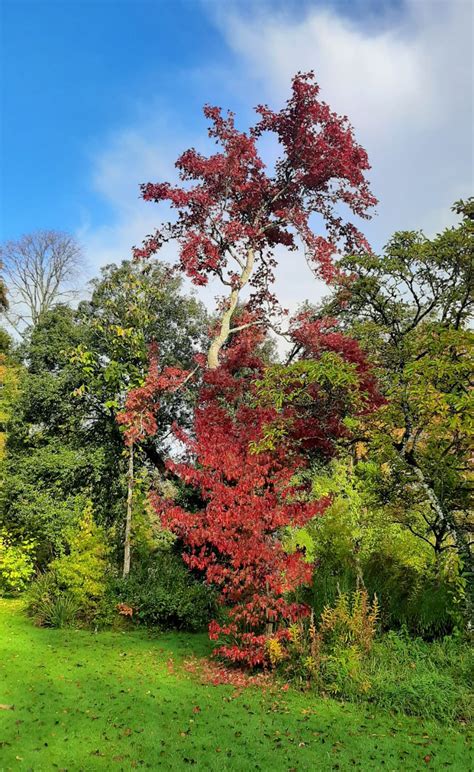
[361, 631, 473, 722]
[1, 443, 99, 568]
[0, 531, 36, 594]
[280, 604, 472, 722]
[49, 502, 110, 617]
[281, 588, 378, 692]
[319, 586, 379, 652]
[26, 572, 79, 628]
[363, 552, 461, 636]
[112, 550, 216, 631]
[34, 592, 79, 629]
[288, 458, 466, 637]
[26, 503, 111, 627]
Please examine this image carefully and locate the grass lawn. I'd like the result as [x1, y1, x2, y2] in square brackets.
[0, 599, 471, 770]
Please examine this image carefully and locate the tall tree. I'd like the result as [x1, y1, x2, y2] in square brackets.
[323, 200, 473, 563]
[0, 230, 83, 332]
[118, 73, 378, 663]
[0, 307, 98, 565]
[120, 312, 380, 665]
[72, 259, 208, 573]
[74, 259, 208, 479]
[1, 260, 208, 571]
[0, 330, 20, 462]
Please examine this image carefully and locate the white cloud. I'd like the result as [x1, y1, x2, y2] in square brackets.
[79, 0, 473, 317]
[222, 8, 429, 135]
[213, 0, 473, 243]
[78, 124, 178, 274]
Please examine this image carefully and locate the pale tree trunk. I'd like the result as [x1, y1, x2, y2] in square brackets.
[207, 248, 255, 369]
[123, 444, 134, 578]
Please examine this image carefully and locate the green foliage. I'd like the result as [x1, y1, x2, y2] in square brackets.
[281, 589, 378, 694]
[32, 590, 79, 629]
[363, 551, 463, 636]
[0, 306, 123, 564]
[321, 202, 473, 583]
[25, 572, 60, 622]
[354, 631, 473, 723]
[252, 354, 360, 452]
[0, 531, 36, 594]
[26, 504, 111, 626]
[1, 262, 209, 578]
[0, 349, 21, 460]
[128, 470, 177, 561]
[73, 259, 208, 452]
[9, 305, 86, 442]
[112, 550, 216, 631]
[0, 327, 12, 355]
[1, 441, 105, 565]
[279, 589, 471, 723]
[50, 503, 110, 611]
[286, 458, 464, 635]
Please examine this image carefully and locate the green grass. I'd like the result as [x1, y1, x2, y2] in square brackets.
[0, 599, 471, 770]
[360, 632, 473, 723]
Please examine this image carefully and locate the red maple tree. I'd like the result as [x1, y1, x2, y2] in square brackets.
[119, 73, 379, 666]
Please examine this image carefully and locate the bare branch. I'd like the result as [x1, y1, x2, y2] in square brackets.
[0, 230, 84, 333]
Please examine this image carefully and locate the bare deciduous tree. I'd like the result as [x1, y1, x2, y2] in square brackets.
[0, 230, 83, 331]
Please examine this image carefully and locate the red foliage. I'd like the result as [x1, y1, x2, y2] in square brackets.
[133, 72, 376, 312]
[183, 655, 276, 691]
[288, 314, 384, 439]
[117, 343, 192, 446]
[139, 320, 379, 668]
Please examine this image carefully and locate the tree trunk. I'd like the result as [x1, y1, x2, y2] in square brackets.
[207, 248, 255, 369]
[404, 451, 460, 552]
[123, 444, 134, 578]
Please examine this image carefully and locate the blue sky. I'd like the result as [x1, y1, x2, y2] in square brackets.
[1, 0, 229, 237]
[1, 0, 472, 310]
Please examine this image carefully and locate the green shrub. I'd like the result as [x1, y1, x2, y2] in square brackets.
[26, 572, 58, 613]
[288, 458, 466, 637]
[361, 631, 473, 722]
[281, 589, 378, 693]
[26, 503, 111, 627]
[112, 550, 216, 631]
[34, 592, 79, 629]
[26, 573, 82, 629]
[50, 503, 109, 604]
[363, 553, 460, 636]
[283, 618, 472, 722]
[0, 531, 36, 594]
